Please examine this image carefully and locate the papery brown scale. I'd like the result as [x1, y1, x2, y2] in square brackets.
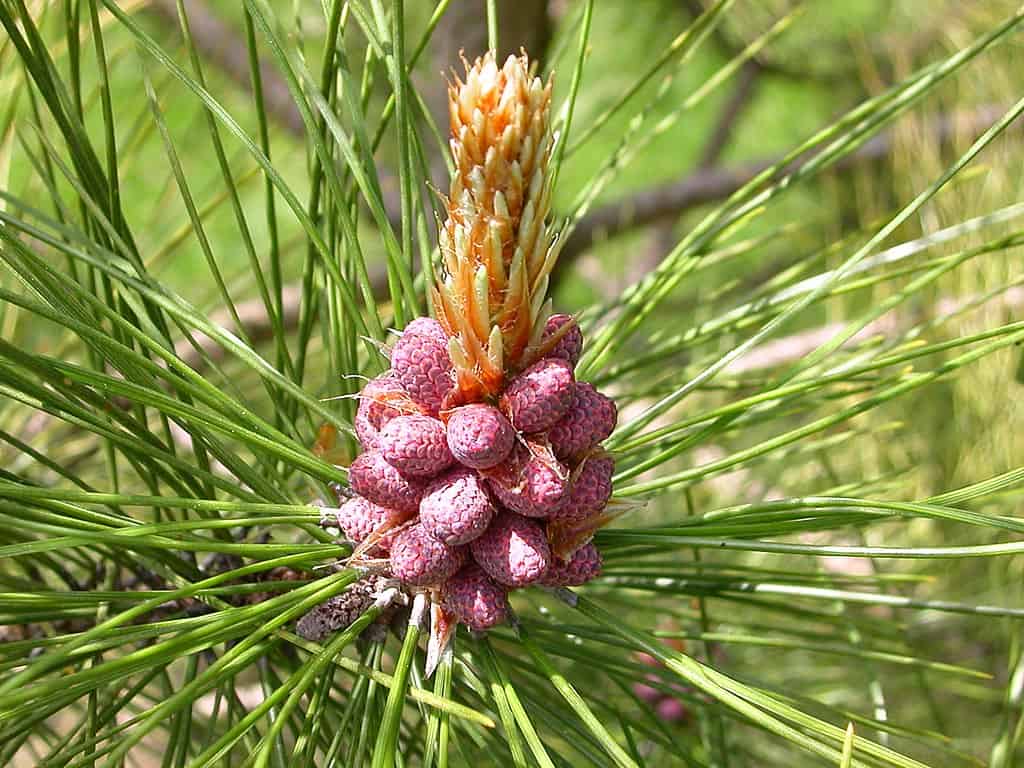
[547, 507, 624, 562]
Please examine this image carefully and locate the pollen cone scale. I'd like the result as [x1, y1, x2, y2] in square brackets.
[433, 52, 562, 402]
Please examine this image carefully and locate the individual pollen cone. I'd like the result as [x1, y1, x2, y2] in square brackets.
[433, 52, 561, 401]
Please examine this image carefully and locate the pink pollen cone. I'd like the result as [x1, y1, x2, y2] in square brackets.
[419, 467, 496, 546]
[656, 697, 689, 724]
[548, 383, 617, 460]
[390, 318, 453, 416]
[355, 375, 409, 451]
[389, 523, 466, 586]
[633, 677, 662, 704]
[378, 414, 453, 477]
[443, 563, 509, 631]
[542, 314, 583, 365]
[500, 357, 575, 434]
[332, 496, 408, 555]
[539, 541, 602, 587]
[348, 451, 425, 513]
[470, 511, 551, 587]
[445, 404, 515, 469]
[555, 455, 614, 522]
[487, 444, 569, 518]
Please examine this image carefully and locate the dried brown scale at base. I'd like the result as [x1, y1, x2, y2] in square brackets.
[296, 575, 398, 642]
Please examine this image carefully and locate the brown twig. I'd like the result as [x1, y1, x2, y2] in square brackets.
[696, 60, 761, 170]
[724, 286, 1024, 375]
[559, 105, 1015, 260]
[639, 58, 762, 282]
[148, 0, 304, 137]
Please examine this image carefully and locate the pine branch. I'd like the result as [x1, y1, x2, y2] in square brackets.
[152, 99, 1012, 375]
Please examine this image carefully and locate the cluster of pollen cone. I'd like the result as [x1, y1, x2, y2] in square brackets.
[321, 53, 618, 636]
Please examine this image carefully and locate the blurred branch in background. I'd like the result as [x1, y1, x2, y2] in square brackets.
[639, 58, 764, 289]
[148, 0, 305, 136]
[724, 286, 1024, 375]
[696, 60, 762, 170]
[561, 104, 1019, 259]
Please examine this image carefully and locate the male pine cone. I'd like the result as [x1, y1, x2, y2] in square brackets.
[305, 51, 617, 639]
[433, 52, 562, 402]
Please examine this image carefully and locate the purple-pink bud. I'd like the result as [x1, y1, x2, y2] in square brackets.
[390, 318, 453, 416]
[442, 563, 509, 631]
[539, 541, 602, 587]
[348, 451, 425, 513]
[633, 677, 662, 704]
[470, 511, 551, 587]
[332, 496, 407, 555]
[419, 467, 496, 546]
[555, 455, 614, 522]
[389, 522, 466, 586]
[656, 697, 689, 724]
[548, 383, 617, 460]
[500, 358, 575, 433]
[378, 414, 453, 478]
[487, 445, 569, 518]
[446, 404, 515, 469]
[543, 314, 583, 365]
